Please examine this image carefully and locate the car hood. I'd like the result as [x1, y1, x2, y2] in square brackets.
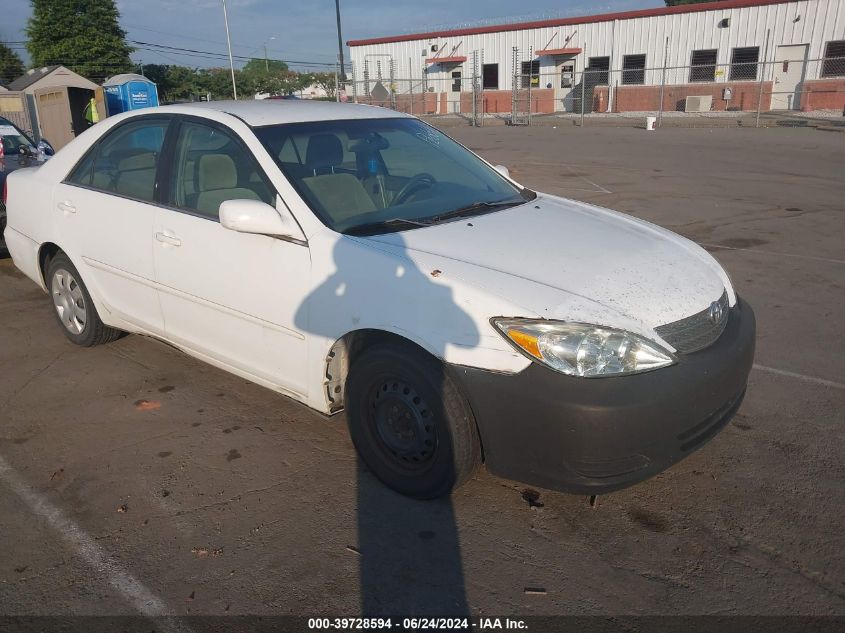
[361, 194, 731, 330]
[1, 153, 42, 176]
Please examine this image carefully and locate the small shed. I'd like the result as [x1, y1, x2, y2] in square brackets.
[7, 65, 100, 149]
[103, 74, 159, 115]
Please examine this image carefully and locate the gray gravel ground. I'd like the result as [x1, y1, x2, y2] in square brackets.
[0, 124, 842, 620]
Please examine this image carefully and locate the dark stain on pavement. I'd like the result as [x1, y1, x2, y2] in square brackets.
[158, 385, 175, 393]
[628, 508, 669, 533]
[157, 451, 172, 458]
[719, 237, 769, 248]
[521, 488, 545, 508]
[226, 449, 242, 462]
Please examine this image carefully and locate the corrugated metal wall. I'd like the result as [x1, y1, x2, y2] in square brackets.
[349, 0, 844, 90]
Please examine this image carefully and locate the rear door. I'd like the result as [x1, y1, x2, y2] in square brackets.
[152, 117, 310, 398]
[55, 117, 170, 333]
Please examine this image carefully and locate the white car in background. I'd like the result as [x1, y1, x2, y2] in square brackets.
[4, 101, 755, 499]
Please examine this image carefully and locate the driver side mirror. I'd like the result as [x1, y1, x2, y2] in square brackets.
[41, 140, 55, 156]
[494, 165, 510, 179]
[219, 199, 304, 241]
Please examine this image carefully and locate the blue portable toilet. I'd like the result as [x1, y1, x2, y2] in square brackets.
[103, 73, 159, 115]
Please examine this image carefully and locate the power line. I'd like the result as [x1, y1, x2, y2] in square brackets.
[130, 40, 337, 67]
[123, 23, 335, 62]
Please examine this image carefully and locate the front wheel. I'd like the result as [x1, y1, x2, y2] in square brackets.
[346, 342, 481, 499]
[46, 252, 123, 347]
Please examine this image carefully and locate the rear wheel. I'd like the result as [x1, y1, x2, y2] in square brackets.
[346, 342, 481, 499]
[46, 252, 122, 347]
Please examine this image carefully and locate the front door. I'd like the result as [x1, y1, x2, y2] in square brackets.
[34, 87, 74, 150]
[771, 44, 808, 110]
[555, 61, 576, 112]
[153, 118, 310, 399]
[55, 117, 169, 333]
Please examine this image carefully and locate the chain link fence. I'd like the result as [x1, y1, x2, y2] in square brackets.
[345, 53, 845, 129]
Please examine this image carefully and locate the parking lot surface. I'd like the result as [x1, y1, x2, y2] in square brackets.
[1, 125, 843, 618]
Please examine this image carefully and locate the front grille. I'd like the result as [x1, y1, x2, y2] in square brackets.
[654, 290, 729, 353]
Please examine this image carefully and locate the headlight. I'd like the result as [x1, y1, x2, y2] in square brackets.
[492, 318, 675, 377]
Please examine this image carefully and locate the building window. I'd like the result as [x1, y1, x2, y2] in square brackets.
[821, 40, 845, 78]
[451, 71, 462, 92]
[690, 49, 717, 82]
[483, 63, 498, 89]
[622, 54, 646, 85]
[520, 60, 539, 88]
[729, 47, 759, 80]
[587, 56, 610, 84]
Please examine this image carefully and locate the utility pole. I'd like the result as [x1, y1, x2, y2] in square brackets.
[222, 0, 238, 100]
[264, 36, 275, 72]
[335, 0, 346, 81]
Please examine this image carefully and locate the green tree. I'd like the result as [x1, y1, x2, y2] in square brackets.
[0, 42, 25, 85]
[197, 67, 240, 100]
[310, 72, 337, 99]
[26, 0, 133, 83]
[239, 57, 290, 96]
[241, 57, 288, 75]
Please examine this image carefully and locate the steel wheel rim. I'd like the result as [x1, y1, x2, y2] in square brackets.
[51, 268, 86, 335]
[368, 378, 437, 471]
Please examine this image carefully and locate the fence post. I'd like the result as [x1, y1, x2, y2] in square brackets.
[479, 49, 484, 127]
[351, 64, 358, 103]
[527, 46, 533, 125]
[657, 36, 668, 128]
[580, 69, 586, 127]
[511, 47, 518, 125]
[408, 58, 414, 116]
[756, 29, 771, 129]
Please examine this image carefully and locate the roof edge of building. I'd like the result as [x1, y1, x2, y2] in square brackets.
[347, 0, 792, 47]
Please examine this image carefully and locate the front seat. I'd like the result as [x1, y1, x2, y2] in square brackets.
[195, 153, 261, 217]
[301, 134, 376, 222]
[305, 133, 345, 175]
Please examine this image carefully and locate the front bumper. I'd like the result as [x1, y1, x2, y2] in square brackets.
[450, 298, 756, 494]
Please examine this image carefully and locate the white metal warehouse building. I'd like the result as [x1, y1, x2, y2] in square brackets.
[347, 0, 845, 115]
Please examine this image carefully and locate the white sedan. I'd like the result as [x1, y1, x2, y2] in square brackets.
[4, 101, 755, 498]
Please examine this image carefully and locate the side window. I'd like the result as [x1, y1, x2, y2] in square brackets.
[168, 121, 275, 220]
[68, 119, 168, 203]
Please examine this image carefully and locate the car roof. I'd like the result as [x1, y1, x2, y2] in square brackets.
[151, 99, 412, 127]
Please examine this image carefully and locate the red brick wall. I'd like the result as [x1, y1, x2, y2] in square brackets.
[476, 89, 556, 114]
[593, 81, 772, 112]
[481, 90, 511, 113]
[801, 79, 845, 111]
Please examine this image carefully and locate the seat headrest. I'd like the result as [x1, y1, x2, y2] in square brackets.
[198, 154, 237, 190]
[116, 150, 156, 171]
[305, 134, 343, 171]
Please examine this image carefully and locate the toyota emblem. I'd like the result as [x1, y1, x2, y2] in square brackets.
[707, 300, 724, 324]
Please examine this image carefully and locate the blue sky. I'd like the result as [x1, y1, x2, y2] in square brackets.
[2, 0, 663, 71]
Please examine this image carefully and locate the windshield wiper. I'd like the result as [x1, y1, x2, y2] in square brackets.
[427, 199, 524, 224]
[344, 217, 432, 236]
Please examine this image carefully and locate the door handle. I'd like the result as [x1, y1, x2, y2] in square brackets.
[155, 231, 182, 247]
[57, 200, 76, 214]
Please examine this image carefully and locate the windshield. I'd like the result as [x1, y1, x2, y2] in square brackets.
[0, 123, 35, 156]
[254, 117, 533, 234]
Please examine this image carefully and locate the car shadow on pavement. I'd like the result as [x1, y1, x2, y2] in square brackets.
[295, 234, 479, 615]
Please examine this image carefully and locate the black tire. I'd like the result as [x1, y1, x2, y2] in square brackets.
[46, 252, 123, 347]
[346, 342, 481, 499]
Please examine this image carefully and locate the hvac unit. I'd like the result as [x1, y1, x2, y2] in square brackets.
[685, 95, 713, 112]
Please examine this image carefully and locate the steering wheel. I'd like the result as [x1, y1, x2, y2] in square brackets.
[393, 173, 436, 205]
